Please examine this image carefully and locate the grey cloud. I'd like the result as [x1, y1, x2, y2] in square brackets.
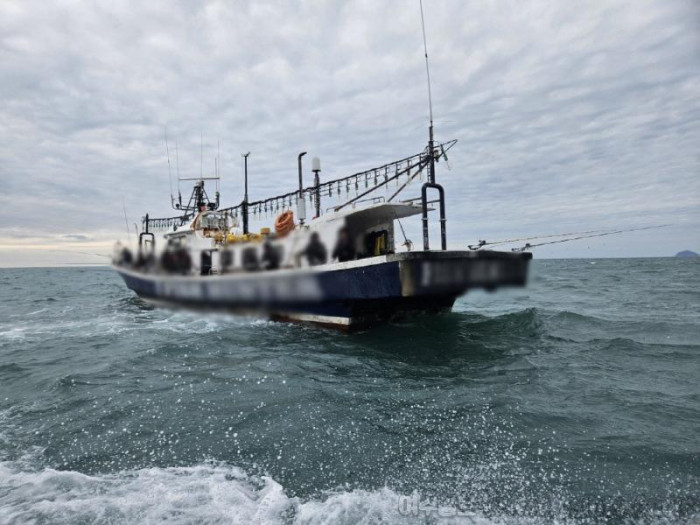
[60, 234, 91, 241]
[0, 0, 698, 265]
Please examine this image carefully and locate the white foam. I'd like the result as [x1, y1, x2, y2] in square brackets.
[0, 462, 284, 524]
[0, 327, 27, 341]
[0, 459, 505, 525]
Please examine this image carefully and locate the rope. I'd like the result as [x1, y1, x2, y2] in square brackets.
[511, 225, 670, 252]
[43, 249, 110, 259]
[468, 229, 610, 250]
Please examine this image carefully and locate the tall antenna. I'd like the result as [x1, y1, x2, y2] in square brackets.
[164, 128, 174, 204]
[418, 0, 446, 250]
[419, 0, 436, 185]
[419, 0, 434, 128]
[200, 132, 204, 180]
[175, 140, 182, 208]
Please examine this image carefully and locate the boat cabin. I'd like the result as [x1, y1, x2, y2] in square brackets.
[151, 201, 424, 276]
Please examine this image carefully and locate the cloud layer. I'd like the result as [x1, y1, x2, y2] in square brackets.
[1, 0, 699, 265]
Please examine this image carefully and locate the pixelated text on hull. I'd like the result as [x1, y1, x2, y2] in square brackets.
[115, 248, 531, 330]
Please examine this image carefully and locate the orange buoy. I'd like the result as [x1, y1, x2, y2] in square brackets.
[275, 210, 294, 236]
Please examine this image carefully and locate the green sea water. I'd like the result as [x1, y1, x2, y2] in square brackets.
[0, 258, 698, 524]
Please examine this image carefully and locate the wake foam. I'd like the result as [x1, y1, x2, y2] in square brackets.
[0, 461, 442, 525]
[0, 458, 572, 525]
[2, 460, 696, 524]
[0, 430, 698, 525]
[1, 461, 291, 524]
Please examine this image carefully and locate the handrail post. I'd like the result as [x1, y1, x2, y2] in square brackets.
[297, 152, 307, 224]
[421, 185, 430, 251]
[242, 152, 250, 234]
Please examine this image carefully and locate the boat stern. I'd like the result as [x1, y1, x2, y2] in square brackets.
[397, 250, 532, 297]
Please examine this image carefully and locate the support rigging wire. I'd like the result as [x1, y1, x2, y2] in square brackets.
[175, 140, 181, 202]
[121, 197, 130, 237]
[164, 128, 174, 203]
[388, 139, 456, 202]
[334, 157, 427, 211]
[146, 138, 456, 231]
[44, 249, 110, 259]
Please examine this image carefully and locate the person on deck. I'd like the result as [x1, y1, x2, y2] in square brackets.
[301, 232, 328, 266]
[332, 227, 356, 263]
[261, 241, 280, 270]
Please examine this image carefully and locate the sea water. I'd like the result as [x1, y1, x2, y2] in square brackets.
[0, 258, 698, 523]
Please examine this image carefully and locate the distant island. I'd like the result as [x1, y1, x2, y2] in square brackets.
[675, 250, 699, 258]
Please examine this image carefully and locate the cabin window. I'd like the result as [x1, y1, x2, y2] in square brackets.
[199, 212, 226, 230]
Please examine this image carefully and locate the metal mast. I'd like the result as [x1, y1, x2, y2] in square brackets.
[242, 152, 250, 234]
[420, 0, 435, 185]
[419, 0, 446, 250]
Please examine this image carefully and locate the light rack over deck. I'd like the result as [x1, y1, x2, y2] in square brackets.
[143, 139, 457, 232]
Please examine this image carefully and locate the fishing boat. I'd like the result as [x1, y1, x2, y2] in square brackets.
[112, 8, 532, 330]
[113, 139, 531, 330]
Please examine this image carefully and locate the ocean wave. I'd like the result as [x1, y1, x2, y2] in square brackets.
[1, 459, 697, 525]
[469, 308, 543, 334]
[0, 460, 491, 525]
[0, 362, 28, 377]
[0, 327, 27, 342]
[546, 309, 697, 331]
[51, 373, 97, 390]
[0, 309, 258, 344]
[368, 308, 544, 343]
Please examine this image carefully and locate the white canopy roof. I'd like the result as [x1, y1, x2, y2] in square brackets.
[315, 201, 429, 228]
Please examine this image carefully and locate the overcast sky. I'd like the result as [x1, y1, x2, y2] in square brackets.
[1, 0, 698, 267]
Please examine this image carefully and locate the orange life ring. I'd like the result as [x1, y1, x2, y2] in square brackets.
[275, 210, 294, 236]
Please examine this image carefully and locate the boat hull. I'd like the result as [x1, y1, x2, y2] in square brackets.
[114, 250, 531, 330]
